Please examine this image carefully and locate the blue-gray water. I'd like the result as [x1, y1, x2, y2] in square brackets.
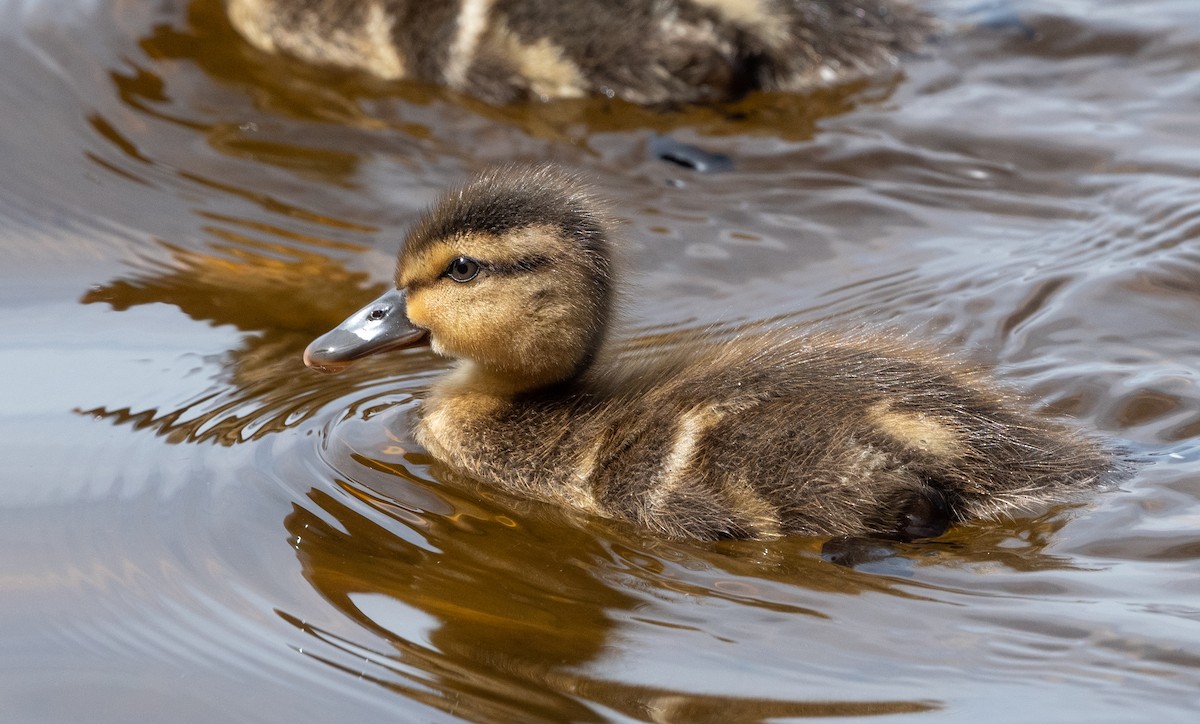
[2, 0, 1199, 720]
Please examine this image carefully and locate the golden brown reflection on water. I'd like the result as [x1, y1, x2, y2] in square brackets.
[4, 0, 1200, 721]
[282, 483, 936, 720]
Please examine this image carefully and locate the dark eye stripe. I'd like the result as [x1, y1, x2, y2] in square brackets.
[406, 254, 553, 289]
[489, 255, 552, 275]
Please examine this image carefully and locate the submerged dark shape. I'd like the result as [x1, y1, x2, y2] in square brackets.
[650, 133, 735, 173]
[226, 0, 935, 105]
[304, 165, 1115, 542]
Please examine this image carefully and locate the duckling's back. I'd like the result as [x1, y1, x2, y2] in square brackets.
[227, 0, 933, 104]
[419, 332, 1112, 541]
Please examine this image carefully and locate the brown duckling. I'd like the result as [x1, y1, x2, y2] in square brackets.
[226, 0, 934, 105]
[304, 166, 1112, 541]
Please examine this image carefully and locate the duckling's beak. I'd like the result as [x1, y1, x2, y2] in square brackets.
[303, 288, 428, 373]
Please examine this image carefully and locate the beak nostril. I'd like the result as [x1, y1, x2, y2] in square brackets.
[303, 288, 425, 371]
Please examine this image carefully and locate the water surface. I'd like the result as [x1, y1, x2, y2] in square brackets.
[3, 0, 1200, 721]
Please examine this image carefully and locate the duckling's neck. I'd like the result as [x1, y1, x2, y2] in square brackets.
[418, 360, 586, 468]
[432, 360, 588, 401]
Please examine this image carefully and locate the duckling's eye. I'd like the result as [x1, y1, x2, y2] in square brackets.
[445, 256, 481, 283]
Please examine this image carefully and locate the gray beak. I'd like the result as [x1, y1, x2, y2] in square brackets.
[303, 288, 428, 373]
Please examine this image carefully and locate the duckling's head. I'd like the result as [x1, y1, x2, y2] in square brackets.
[304, 166, 615, 391]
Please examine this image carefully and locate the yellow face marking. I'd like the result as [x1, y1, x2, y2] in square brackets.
[868, 403, 962, 458]
[397, 244, 458, 291]
[397, 224, 593, 387]
[403, 285, 431, 329]
[397, 224, 569, 288]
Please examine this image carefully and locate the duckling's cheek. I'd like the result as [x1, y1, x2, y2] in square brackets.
[407, 282, 508, 362]
[407, 288, 468, 359]
[405, 289, 432, 329]
[414, 292, 477, 357]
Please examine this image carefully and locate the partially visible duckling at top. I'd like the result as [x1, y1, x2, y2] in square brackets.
[304, 166, 1113, 542]
[227, 0, 934, 104]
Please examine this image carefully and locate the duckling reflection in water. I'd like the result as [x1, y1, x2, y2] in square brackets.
[226, 0, 933, 104]
[304, 166, 1113, 542]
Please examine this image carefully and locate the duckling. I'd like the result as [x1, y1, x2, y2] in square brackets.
[226, 0, 933, 105]
[304, 166, 1112, 541]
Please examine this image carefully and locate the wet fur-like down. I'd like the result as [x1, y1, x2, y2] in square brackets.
[315, 166, 1115, 542]
[226, 0, 935, 104]
[419, 330, 1112, 540]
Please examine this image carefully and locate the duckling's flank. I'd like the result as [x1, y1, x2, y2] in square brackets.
[304, 166, 1113, 541]
[227, 0, 934, 104]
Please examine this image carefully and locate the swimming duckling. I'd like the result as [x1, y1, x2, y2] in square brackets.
[227, 0, 933, 105]
[304, 166, 1112, 541]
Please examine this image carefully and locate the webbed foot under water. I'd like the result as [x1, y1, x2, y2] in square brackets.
[304, 166, 1114, 542]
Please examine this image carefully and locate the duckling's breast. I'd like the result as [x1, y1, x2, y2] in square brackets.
[413, 381, 613, 517]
